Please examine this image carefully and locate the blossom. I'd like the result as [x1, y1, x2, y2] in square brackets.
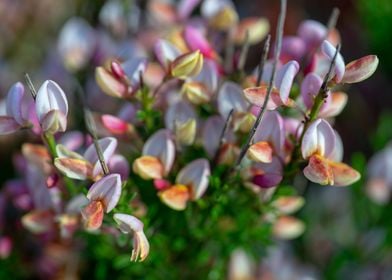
[81, 174, 122, 230]
[113, 213, 150, 262]
[35, 80, 68, 134]
[301, 119, 360, 186]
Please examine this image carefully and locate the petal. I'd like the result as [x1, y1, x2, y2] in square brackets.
[275, 60, 300, 104]
[55, 144, 84, 160]
[297, 20, 327, 47]
[95, 67, 128, 98]
[154, 39, 181, 68]
[184, 26, 216, 59]
[113, 213, 144, 233]
[171, 50, 204, 79]
[54, 158, 93, 180]
[21, 210, 54, 234]
[218, 81, 248, 118]
[366, 179, 390, 205]
[301, 119, 336, 159]
[193, 58, 219, 92]
[247, 141, 273, 163]
[0, 116, 21, 135]
[254, 111, 285, 154]
[233, 17, 269, 45]
[319, 91, 347, 118]
[273, 216, 305, 240]
[101, 114, 130, 135]
[300, 73, 323, 109]
[6, 82, 26, 125]
[158, 184, 190, 211]
[133, 156, 164, 180]
[81, 200, 104, 230]
[86, 173, 122, 212]
[303, 154, 333, 185]
[108, 154, 130, 181]
[165, 101, 196, 131]
[341, 55, 379, 84]
[84, 137, 118, 177]
[272, 196, 305, 215]
[40, 110, 67, 133]
[132, 231, 150, 262]
[281, 37, 307, 62]
[176, 159, 210, 200]
[321, 40, 345, 83]
[329, 160, 361, 187]
[175, 118, 197, 145]
[328, 130, 344, 162]
[35, 80, 68, 122]
[252, 173, 282, 189]
[142, 129, 175, 175]
[58, 131, 84, 151]
[243, 85, 284, 109]
[202, 116, 225, 158]
[122, 57, 148, 84]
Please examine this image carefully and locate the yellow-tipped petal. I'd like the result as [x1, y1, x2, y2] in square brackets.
[171, 50, 204, 79]
[133, 156, 164, 180]
[158, 184, 190, 211]
[329, 160, 361, 187]
[247, 141, 273, 163]
[182, 81, 211, 105]
[175, 118, 197, 146]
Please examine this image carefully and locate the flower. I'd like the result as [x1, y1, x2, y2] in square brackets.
[35, 80, 68, 134]
[113, 213, 150, 262]
[81, 174, 122, 230]
[301, 119, 360, 186]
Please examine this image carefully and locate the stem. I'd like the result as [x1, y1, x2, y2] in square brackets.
[238, 31, 250, 72]
[235, 0, 287, 167]
[256, 35, 271, 86]
[212, 109, 234, 167]
[24, 73, 37, 100]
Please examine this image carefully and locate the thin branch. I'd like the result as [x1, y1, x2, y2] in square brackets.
[235, 0, 287, 167]
[238, 31, 250, 72]
[24, 73, 37, 100]
[84, 108, 110, 176]
[213, 109, 234, 166]
[256, 34, 271, 86]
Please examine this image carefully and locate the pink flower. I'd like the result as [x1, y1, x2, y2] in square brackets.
[81, 174, 122, 230]
[301, 119, 360, 186]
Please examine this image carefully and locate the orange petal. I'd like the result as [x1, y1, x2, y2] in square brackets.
[329, 160, 361, 187]
[158, 184, 190, 211]
[303, 154, 333, 185]
[133, 156, 164, 180]
[247, 141, 273, 163]
[243, 85, 290, 109]
[81, 200, 104, 231]
[54, 158, 93, 180]
[273, 216, 305, 240]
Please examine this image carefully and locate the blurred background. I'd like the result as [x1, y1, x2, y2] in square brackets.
[1, 0, 392, 279]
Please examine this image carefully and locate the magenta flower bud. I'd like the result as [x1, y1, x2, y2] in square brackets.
[35, 80, 68, 134]
[321, 40, 345, 83]
[184, 26, 216, 59]
[110, 60, 126, 80]
[281, 37, 306, 62]
[253, 173, 283, 189]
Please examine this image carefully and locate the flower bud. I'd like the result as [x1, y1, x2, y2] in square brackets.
[175, 118, 197, 145]
[35, 80, 68, 134]
[171, 50, 203, 79]
[182, 81, 210, 105]
[133, 156, 164, 180]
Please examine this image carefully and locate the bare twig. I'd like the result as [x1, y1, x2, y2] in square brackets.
[238, 31, 250, 72]
[24, 73, 37, 100]
[256, 34, 271, 86]
[213, 109, 234, 166]
[235, 0, 287, 167]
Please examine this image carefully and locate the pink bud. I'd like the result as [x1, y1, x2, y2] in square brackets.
[0, 236, 12, 259]
[110, 60, 126, 80]
[281, 37, 306, 62]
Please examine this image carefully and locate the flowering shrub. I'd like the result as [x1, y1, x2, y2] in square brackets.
[0, 0, 382, 278]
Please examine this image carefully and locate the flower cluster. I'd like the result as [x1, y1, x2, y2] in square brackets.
[0, 0, 380, 277]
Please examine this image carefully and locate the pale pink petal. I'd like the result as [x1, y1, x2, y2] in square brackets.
[218, 81, 248, 118]
[87, 173, 122, 212]
[108, 154, 130, 180]
[154, 39, 181, 68]
[165, 101, 196, 131]
[176, 159, 210, 199]
[40, 110, 67, 133]
[298, 20, 327, 48]
[341, 55, 379, 84]
[35, 80, 68, 122]
[303, 154, 333, 185]
[142, 129, 175, 175]
[319, 92, 347, 118]
[193, 58, 219, 92]
[122, 57, 148, 84]
[6, 82, 25, 125]
[328, 130, 344, 162]
[301, 119, 336, 159]
[301, 73, 323, 109]
[58, 131, 84, 151]
[84, 137, 118, 177]
[275, 60, 299, 104]
[0, 116, 21, 135]
[243, 86, 284, 109]
[254, 111, 284, 154]
[202, 116, 225, 158]
[321, 40, 345, 83]
[329, 160, 361, 187]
